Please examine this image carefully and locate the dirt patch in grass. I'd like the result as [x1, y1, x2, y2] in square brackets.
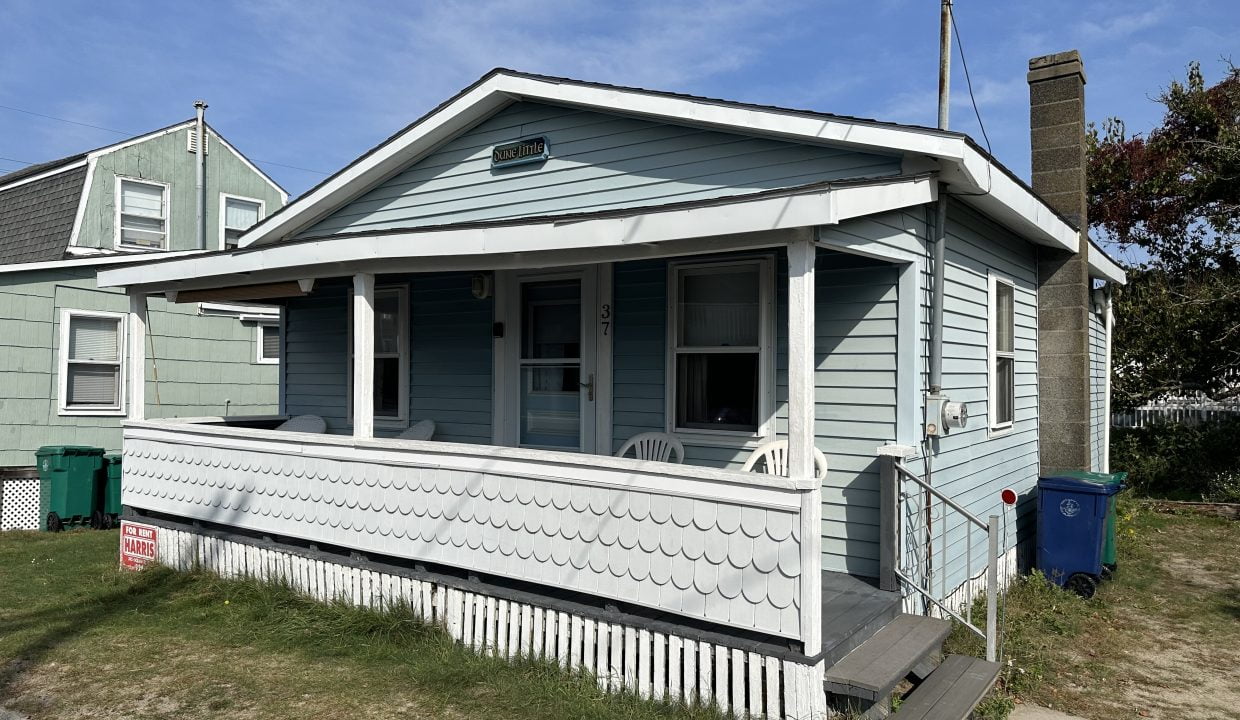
[951, 499, 1240, 720]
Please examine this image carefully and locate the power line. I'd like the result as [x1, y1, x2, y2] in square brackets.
[950, 8, 991, 154]
[0, 103, 330, 175]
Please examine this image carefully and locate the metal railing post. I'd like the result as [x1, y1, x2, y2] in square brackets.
[986, 514, 999, 662]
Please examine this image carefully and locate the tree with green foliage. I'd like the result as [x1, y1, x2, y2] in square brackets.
[1088, 61, 1240, 406]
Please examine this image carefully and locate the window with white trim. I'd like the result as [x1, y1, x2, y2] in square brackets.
[989, 276, 1016, 431]
[59, 310, 126, 415]
[348, 285, 409, 423]
[116, 178, 168, 250]
[256, 322, 280, 364]
[668, 258, 771, 435]
[221, 194, 264, 250]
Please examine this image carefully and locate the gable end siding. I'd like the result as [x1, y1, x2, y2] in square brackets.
[301, 101, 902, 237]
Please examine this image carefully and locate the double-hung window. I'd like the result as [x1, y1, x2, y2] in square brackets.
[349, 286, 409, 423]
[117, 178, 168, 250]
[989, 275, 1016, 432]
[221, 194, 264, 250]
[669, 258, 771, 436]
[59, 310, 126, 415]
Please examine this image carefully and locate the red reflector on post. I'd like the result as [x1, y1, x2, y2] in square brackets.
[1001, 488, 1017, 506]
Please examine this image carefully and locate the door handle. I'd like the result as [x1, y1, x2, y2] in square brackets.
[580, 373, 594, 402]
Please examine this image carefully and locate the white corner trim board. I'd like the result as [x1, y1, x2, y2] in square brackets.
[137, 521, 824, 719]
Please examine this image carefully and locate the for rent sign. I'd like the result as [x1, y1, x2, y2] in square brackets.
[120, 521, 157, 570]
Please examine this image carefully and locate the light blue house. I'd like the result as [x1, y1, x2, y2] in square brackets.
[101, 58, 1124, 717]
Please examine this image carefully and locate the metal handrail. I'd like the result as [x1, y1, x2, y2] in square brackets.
[889, 459, 999, 662]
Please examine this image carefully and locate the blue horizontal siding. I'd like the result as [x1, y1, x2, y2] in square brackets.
[301, 101, 901, 236]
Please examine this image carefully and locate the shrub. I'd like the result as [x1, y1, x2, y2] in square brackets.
[1110, 418, 1240, 500]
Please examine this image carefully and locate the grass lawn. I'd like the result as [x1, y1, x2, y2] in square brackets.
[0, 530, 718, 720]
[948, 498, 1240, 720]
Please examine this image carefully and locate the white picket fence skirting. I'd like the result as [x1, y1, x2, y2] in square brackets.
[1112, 403, 1240, 428]
[140, 519, 828, 720]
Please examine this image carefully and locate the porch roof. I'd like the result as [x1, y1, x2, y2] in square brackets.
[98, 173, 933, 293]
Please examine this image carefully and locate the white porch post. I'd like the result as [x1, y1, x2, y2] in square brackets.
[352, 273, 375, 439]
[127, 291, 147, 421]
[788, 237, 824, 713]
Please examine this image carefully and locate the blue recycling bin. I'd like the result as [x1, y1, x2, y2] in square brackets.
[1036, 474, 1125, 598]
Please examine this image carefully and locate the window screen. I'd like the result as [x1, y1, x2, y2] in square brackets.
[259, 324, 280, 361]
[993, 281, 1015, 427]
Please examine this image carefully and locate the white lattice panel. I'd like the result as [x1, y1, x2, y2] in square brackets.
[1, 478, 41, 530]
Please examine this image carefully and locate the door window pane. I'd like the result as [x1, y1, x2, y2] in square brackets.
[676, 353, 759, 431]
[522, 281, 580, 359]
[375, 291, 401, 354]
[520, 365, 580, 448]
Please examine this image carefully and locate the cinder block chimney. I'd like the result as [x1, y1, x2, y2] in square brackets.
[1028, 50, 1092, 473]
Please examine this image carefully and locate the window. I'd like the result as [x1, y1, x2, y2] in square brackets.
[348, 286, 409, 423]
[58, 310, 126, 415]
[989, 275, 1016, 432]
[256, 322, 280, 364]
[221, 194, 264, 250]
[668, 258, 771, 436]
[116, 178, 168, 250]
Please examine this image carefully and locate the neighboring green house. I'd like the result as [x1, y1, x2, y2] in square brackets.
[0, 119, 287, 470]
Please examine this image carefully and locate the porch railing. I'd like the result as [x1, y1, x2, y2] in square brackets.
[879, 455, 999, 662]
[121, 419, 817, 643]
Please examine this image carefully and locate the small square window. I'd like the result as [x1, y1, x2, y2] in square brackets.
[256, 323, 280, 364]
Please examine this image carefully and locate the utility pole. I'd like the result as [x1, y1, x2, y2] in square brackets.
[938, 0, 952, 130]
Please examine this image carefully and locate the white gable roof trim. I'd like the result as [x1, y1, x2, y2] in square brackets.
[236, 69, 1077, 254]
[98, 174, 935, 290]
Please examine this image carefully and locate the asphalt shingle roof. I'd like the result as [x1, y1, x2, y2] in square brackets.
[0, 165, 87, 265]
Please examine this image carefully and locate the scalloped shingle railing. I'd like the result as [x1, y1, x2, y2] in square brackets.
[122, 421, 811, 640]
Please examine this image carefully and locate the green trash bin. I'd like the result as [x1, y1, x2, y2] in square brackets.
[1051, 469, 1128, 574]
[36, 446, 105, 532]
[95, 454, 123, 530]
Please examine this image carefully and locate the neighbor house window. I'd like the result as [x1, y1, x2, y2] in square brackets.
[256, 322, 280, 364]
[989, 275, 1016, 432]
[668, 258, 771, 436]
[221, 194, 264, 250]
[58, 310, 126, 415]
[116, 177, 168, 250]
[348, 285, 409, 423]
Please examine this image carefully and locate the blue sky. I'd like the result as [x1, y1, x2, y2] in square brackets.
[2, 0, 1236, 216]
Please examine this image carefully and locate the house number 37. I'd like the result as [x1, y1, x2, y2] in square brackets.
[600, 303, 611, 335]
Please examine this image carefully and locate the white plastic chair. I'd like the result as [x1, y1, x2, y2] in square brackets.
[741, 440, 828, 480]
[615, 432, 685, 464]
[275, 414, 327, 433]
[397, 419, 436, 441]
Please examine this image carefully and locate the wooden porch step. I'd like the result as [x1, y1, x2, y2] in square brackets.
[824, 614, 952, 701]
[890, 655, 1002, 720]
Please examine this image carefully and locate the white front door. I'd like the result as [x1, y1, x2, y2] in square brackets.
[498, 268, 598, 453]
